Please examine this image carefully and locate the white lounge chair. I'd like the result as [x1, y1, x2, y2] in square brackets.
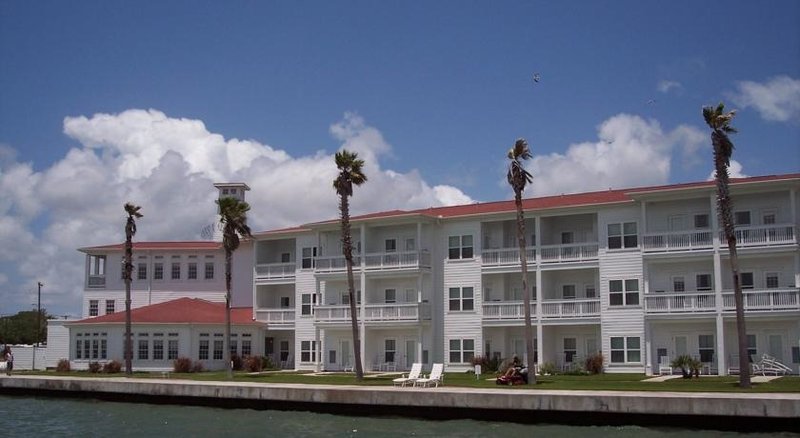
[414, 363, 444, 388]
[658, 356, 672, 375]
[392, 363, 422, 387]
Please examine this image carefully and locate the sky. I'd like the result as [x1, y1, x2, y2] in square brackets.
[0, 0, 798, 316]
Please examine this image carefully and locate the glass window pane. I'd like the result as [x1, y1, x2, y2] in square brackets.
[462, 299, 474, 311]
[449, 288, 460, 299]
[462, 235, 473, 246]
[449, 339, 460, 350]
[624, 279, 639, 291]
[609, 294, 623, 306]
[626, 292, 639, 305]
[462, 287, 473, 298]
[611, 351, 625, 363]
[448, 248, 460, 259]
[623, 222, 637, 234]
[610, 337, 624, 349]
[462, 247, 473, 258]
[627, 351, 641, 362]
[463, 339, 474, 350]
[449, 236, 460, 247]
[626, 337, 640, 349]
[608, 236, 622, 249]
[608, 223, 621, 236]
[609, 280, 623, 292]
[623, 235, 638, 247]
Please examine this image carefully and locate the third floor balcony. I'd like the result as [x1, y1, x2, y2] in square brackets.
[642, 224, 795, 253]
[481, 242, 598, 267]
[315, 250, 431, 274]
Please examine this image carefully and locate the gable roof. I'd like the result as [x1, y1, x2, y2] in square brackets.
[69, 298, 258, 326]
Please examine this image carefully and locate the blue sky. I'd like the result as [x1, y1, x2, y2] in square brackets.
[1, 0, 798, 315]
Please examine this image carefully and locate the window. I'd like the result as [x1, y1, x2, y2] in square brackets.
[448, 339, 475, 363]
[89, 255, 106, 276]
[448, 235, 474, 259]
[138, 339, 149, 360]
[585, 284, 596, 298]
[188, 263, 197, 280]
[171, 261, 181, 280]
[741, 272, 754, 289]
[792, 347, 799, 364]
[91, 339, 99, 359]
[694, 214, 710, 229]
[448, 287, 474, 311]
[384, 289, 396, 303]
[105, 300, 115, 314]
[698, 335, 714, 363]
[230, 339, 238, 357]
[607, 222, 638, 249]
[301, 247, 316, 269]
[696, 274, 712, 291]
[199, 334, 209, 360]
[610, 336, 641, 363]
[562, 285, 576, 299]
[89, 300, 99, 316]
[672, 276, 685, 293]
[765, 272, 779, 289]
[205, 262, 215, 280]
[280, 296, 291, 308]
[404, 237, 416, 251]
[747, 334, 757, 361]
[153, 262, 163, 280]
[74, 336, 81, 359]
[734, 211, 751, 226]
[83, 335, 90, 358]
[168, 339, 179, 360]
[280, 252, 291, 263]
[301, 293, 316, 315]
[609, 279, 639, 306]
[213, 339, 223, 360]
[561, 231, 574, 244]
[301, 340, 317, 363]
[137, 263, 147, 280]
[563, 338, 577, 363]
[100, 339, 107, 359]
[153, 339, 164, 360]
[762, 211, 776, 225]
[242, 339, 252, 357]
[385, 239, 397, 252]
[384, 339, 396, 363]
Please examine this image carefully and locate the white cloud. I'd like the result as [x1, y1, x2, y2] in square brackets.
[657, 80, 682, 94]
[526, 114, 706, 196]
[0, 109, 472, 315]
[707, 159, 748, 181]
[728, 76, 800, 123]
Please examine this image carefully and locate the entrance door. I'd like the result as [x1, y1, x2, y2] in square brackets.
[674, 336, 687, 357]
[340, 340, 352, 370]
[768, 335, 783, 361]
[586, 337, 598, 356]
[405, 339, 417, 368]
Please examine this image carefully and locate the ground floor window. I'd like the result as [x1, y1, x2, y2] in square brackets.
[301, 340, 317, 363]
[384, 339, 396, 363]
[75, 332, 108, 360]
[610, 336, 640, 363]
[213, 334, 224, 360]
[563, 338, 577, 363]
[698, 334, 714, 362]
[242, 333, 252, 357]
[153, 339, 164, 360]
[199, 334, 210, 360]
[168, 339, 179, 360]
[448, 339, 475, 363]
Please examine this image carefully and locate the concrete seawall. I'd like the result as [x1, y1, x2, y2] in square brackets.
[2, 376, 799, 431]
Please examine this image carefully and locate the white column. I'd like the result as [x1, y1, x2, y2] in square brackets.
[315, 327, 321, 372]
[644, 321, 652, 375]
[359, 224, 367, 370]
[417, 326, 423, 367]
[711, 193, 727, 375]
[536, 324, 544, 367]
[790, 188, 797, 227]
[640, 201, 647, 237]
[794, 251, 800, 291]
[716, 313, 726, 375]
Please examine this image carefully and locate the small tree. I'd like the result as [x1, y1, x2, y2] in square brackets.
[123, 203, 142, 376]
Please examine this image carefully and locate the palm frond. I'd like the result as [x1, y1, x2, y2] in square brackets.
[334, 149, 367, 196]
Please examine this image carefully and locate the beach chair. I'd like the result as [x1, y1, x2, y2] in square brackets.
[392, 363, 422, 387]
[658, 356, 672, 375]
[414, 363, 444, 388]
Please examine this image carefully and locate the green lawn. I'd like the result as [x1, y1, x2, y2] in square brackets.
[22, 370, 800, 392]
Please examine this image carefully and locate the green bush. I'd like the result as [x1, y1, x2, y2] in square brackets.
[103, 360, 122, 373]
[471, 355, 502, 373]
[173, 357, 192, 373]
[260, 355, 274, 370]
[538, 362, 558, 376]
[585, 353, 604, 374]
[56, 359, 71, 372]
[671, 355, 701, 378]
[88, 362, 102, 373]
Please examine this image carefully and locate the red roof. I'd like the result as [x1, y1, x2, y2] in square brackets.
[71, 298, 258, 325]
[79, 241, 222, 252]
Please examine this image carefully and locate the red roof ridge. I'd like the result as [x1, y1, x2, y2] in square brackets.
[70, 297, 258, 325]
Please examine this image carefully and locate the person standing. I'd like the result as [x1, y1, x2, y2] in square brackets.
[4, 346, 13, 376]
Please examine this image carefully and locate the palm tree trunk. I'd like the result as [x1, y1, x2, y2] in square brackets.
[225, 250, 233, 379]
[515, 191, 536, 384]
[341, 193, 364, 380]
[124, 229, 132, 376]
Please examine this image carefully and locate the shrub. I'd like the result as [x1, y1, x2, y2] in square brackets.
[671, 355, 701, 378]
[231, 354, 243, 371]
[260, 355, 274, 370]
[585, 353, 604, 374]
[103, 360, 122, 373]
[191, 361, 204, 373]
[471, 355, 502, 373]
[56, 359, 71, 372]
[538, 362, 558, 376]
[173, 357, 193, 373]
[88, 362, 102, 373]
[244, 355, 263, 372]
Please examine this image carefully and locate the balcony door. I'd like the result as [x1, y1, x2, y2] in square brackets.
[673, 335, 687, 357]
[340, 340, 352, 369]
[405, 339, 417, 368]
[768, 334, 784, 362]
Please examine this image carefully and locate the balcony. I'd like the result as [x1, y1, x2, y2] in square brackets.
[481, 247, 536, 267]
[540, 298, 600, 318]
[88, 275, 106, 288]
[729, 224, 795, 248]
[539, 243, 598, 263]
[314, 302, 430, 324]
[254, 309, 295, 326]
[315, 251, 429, 274]
[722, 289, 799, 312]
[644, 292, 716, 314]
[482, 301, 536, 321]
[642, 230, 714, 252]
[254, 262, 296, 281]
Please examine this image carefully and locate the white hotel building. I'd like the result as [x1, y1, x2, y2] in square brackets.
[73, 174, 800, 374]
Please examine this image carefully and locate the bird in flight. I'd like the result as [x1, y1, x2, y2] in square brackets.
[647, 99, 656, 105]
[532, 73, 541, 83]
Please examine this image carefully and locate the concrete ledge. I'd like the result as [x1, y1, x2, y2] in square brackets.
[2, 376, 799, 431]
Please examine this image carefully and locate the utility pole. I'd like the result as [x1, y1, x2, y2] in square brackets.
[37, 281, 43, 346]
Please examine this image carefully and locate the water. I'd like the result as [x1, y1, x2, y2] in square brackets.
[1, 395, 796, 437]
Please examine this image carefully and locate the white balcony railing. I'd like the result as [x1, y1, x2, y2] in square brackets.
[540, 298, 600, 318]
[255, 308, 296, 324]
[481, 247, 536, 266]
[728, 224, 796, 247]
[88, 275, 106, 288]
[722, 289, 799, 312]
[644, 292, 716, 313]
[539, 243, 599, 263]
[482, 301, 536, 320]
[315, 251, 429, 273]
[313, 304, 356, 322]
[254, 262, 296, 280]
[642, 230, 714, 252]
[314, 255, 360, 273]
[314, 303, 429, 323]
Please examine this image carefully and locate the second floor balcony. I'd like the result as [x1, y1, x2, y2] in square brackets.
[482, 298, 600, 322]
[88, 275, 106, 288]
[314, 302, 431, 325]
[254, 262, 296, 281]
[315, 251, 430, 274]
[254, 308, 295, 326]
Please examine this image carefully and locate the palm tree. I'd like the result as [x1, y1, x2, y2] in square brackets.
[123, 202, 142, 376]
[703, 103, 750, 388]
[216, 196, 253, 379]
[506, 138, 536, 385]
[333, 149, 367, 380]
